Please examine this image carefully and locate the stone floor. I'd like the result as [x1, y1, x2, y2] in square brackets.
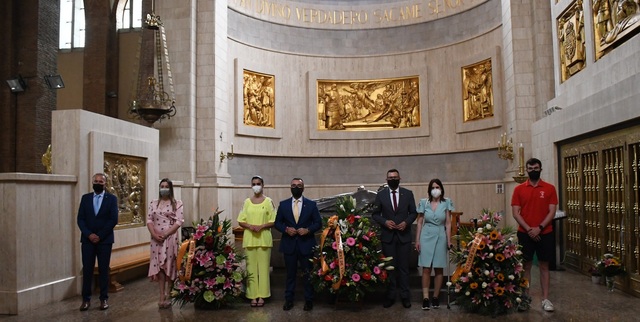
[1, 267, 638, 322]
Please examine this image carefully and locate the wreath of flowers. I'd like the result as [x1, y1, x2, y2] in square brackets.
[310, 196, 393, 302]
[171, 211, 247, 309]
[450, 209, 528, 316]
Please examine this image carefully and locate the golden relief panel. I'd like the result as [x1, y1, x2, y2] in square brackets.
[243, 69, 275, 128]
[104, 153, 146, 229]
[316, 76, 420, 131]
[558, 0, 586, 82]
[461, 59, 494, 122]
[593, 0, 640, 59]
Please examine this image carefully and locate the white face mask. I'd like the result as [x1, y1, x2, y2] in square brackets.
[252, 185, 262, 194]
[430, 188, 442, 198]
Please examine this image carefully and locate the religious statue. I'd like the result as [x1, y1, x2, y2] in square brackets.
[602, 0, 640, 45]
[558, 1, 586, 81]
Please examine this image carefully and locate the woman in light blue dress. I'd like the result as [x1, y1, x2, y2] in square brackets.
[415, 178, 453, 310]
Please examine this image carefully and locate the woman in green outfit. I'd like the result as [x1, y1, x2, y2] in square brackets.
[237, 175, 276, 307]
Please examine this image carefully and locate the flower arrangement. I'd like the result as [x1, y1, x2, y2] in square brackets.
[171, 211, 247, 309]
[450, 209, 528, 316]
[310, 196, 393, 302]
[595, 253, 625, 277]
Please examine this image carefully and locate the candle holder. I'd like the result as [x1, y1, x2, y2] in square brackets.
[220, 144, 234, 163]
[513, 143, 527, 183]
[497, 133, 514, 160]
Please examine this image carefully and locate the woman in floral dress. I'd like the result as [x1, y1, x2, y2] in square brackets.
[237, 175, 276, 307]
[147, 178, 184, 309]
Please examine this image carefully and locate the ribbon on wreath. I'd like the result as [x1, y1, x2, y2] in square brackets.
[177, 238, 196, 282]
[319, 215, 346, 290]
[451, 232, 483, 282]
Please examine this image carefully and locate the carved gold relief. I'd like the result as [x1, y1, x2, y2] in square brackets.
[593, 0, 640, 59]
[558, 1, 586, 82]
[41, 144, 52, 174]
[104, 153, 146, 229]
[243, 70, 275, 128]
[316, 77, 420, 130]
[462, 59, 493, 122]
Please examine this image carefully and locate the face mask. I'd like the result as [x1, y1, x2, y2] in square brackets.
[387, 179, 400, 190]
[160, 188, 171, 197]
[528, 170, 541, 181]
[93, 183, 104, 194]
[431, 188, 442, 198]
[252, 185, 262, 194]
[291, 187, 303, 199]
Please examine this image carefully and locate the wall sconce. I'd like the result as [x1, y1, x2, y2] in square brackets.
[6, 76, 27, 93]
[220, 143, 234, 163]
[497, 133, 514, 160]
[513, 143, 528, 183]
[44, 75, 65, 89]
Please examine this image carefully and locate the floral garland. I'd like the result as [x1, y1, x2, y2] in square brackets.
[450, 209, 528, 316]
[595, 253, 626, 277]
[310, 196, 394, 302]
[171, 211, 247, 309]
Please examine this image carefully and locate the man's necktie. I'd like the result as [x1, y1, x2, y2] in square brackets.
[93, 194, 101, 215]
[391, 190, 398, 212]
[293, 199, 300, 223]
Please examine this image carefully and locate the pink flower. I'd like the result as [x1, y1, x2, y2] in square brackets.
[332, 241, 338, 250]
[352, 273, 361, 282]
[329, 261, 337, 269]
[362, 235, 370, 241]
[346, 237, 356, 247]
[373, 266, 381, 275]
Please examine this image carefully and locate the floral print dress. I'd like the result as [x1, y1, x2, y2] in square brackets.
[147, 199, 184, 280]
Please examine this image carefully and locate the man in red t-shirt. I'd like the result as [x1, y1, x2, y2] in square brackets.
[511, 158, 558, 313]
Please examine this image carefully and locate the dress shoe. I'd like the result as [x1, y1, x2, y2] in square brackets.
[401, 298, 411, 308]
[383, 298, 395, 308]
[99, 299, 109, 310]
[79, 301, 90, 311]
[282, 301, 294, 311]
[303, 300, 313, 311]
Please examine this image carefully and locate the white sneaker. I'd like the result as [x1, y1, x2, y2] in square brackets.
[542, 299, 554, 312]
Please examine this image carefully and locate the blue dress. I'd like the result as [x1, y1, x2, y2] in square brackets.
[416, 198, 454, 268]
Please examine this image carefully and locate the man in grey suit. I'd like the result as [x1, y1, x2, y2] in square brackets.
[372, 169, 417, 308]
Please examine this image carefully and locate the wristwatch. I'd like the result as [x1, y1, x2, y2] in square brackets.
[539, 224, 544, 230]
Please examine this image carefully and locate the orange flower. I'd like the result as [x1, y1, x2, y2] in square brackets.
[477, 241, 486, 250]
[489, 230, 499, 240]
[470, 282, 478, 289]
[495, 286, 505, 296]
[475, 267, 482, 275]
[495, 253, 505, 262]
[217, 225, 222, 233]
[460, 241, 467, 248]
[497, 273, 505, 281]
[520, 278, 529, 288]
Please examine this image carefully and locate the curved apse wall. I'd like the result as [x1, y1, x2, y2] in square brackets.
[226, 0, 506, 185]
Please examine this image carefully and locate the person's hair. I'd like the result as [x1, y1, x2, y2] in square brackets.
[428, 178, 445, 202]
[251, 175, 264, 185]
[157, 178, 177, 211]
[292, 177, 304, 183]
[526, 158, 542, 168]
[93, 173, 107, 182]
[387, 169, 400, 177]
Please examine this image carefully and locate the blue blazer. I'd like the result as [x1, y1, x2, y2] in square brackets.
[274, 197, 322, 256]
[77, 192, 119, 244]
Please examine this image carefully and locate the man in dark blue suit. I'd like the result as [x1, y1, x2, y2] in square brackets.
[77, 173, 119, 311]
[372, 169, 417, 309]
[274, 177, 322, 311]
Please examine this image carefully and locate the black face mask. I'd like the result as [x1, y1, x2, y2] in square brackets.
[387, 179, 400, 190]
[528, 170, 541, 181]
[93, 183, 105, 194]
[291, 187, 303, 199]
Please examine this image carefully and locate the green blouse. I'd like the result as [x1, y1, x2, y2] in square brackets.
[237, 197, 276, 248]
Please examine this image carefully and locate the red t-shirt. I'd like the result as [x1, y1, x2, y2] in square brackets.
[511, 179, 558, 234]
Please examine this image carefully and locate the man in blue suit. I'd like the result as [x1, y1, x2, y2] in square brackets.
[77, 173, 119, 311]
[274, 177, 322, 311]
[372, 169, 417, 309]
